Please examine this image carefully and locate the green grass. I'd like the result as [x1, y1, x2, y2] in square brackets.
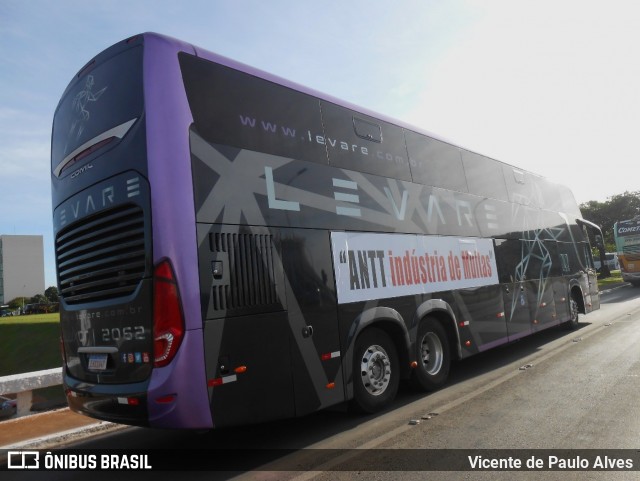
[0, 312, 60, 326]
[0, 313, 61, 376]
[0, 312, 66, 410]
[597, 269, 624, 290]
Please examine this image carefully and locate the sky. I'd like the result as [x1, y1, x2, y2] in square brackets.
[1, 0, 639, 288]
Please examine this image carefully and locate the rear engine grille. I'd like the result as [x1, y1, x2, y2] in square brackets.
[210, 233, 278, 311]
[56, 204, 147, 304]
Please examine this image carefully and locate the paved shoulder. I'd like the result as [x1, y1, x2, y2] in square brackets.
[0, 408, 125, 449]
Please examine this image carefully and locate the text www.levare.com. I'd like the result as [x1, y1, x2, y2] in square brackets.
[238, 114, 407, 164]
[239, 115, 297, 137]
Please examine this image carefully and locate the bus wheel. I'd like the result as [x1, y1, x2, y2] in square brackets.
[410, 317, 450, 392]
[352, 328, 399, 413]
[563, 297, 580, 330]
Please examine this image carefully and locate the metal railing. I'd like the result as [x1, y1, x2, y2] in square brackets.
[0, 368, 62, 417]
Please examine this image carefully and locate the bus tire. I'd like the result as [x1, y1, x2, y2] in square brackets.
[410, 317, 450, 391]
[563, 297, 580, 330]
[352, 328, 399, 413]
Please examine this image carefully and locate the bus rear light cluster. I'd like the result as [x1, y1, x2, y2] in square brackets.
[153, 260, 185, 368]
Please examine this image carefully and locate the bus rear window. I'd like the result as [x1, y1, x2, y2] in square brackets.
[51, 45, 143, 176]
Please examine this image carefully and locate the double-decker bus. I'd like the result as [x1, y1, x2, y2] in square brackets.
[51, 33, 602, 429]
[614, 217, 640, 286]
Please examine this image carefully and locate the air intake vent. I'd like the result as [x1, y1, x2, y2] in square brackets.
[56, 204, 147, 304]
[210, 233, 279, 312]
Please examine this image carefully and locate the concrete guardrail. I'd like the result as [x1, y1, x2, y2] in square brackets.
[0, 368, 63, 417]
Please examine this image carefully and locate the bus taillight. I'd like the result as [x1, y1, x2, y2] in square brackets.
[153, 260, 185, 368]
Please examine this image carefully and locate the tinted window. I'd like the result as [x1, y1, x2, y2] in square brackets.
[320, 101, 411, 180]
[52, 45, 144, 173]
[495, 239, 522, 283]
[462, 151, 509, 201]
[544, 241, 562, 277]
[521, 239, 544, 279]
[554, 184, 581, 219]
[581, 242, 595, 269]
[405, 131, 468, 192]
[502, 165, 548, 208]
[558, 241, 581, 274]
[180, 53, 328, 164]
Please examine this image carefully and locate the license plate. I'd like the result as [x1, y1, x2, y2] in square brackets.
[87, 354, 108, 371]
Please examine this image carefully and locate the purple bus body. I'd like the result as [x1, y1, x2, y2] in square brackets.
[143, 34, 210, 428]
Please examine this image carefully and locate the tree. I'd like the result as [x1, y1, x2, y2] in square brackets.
[7, 297, 28, 311]
[29, 294, 47, 305]
[45, 286, 59, 304]
[580, 191, 640, 279]
[580, 191, 640, 249]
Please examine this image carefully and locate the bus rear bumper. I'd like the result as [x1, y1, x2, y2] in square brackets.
[621, 271, 640, 283]
[64, 330, 212, 429]
[64, 373, 150, 427]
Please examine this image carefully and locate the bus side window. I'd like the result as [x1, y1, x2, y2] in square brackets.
[405, 131, 468, 193]
[462, 151, 509, 202]
[582, 243, 595, 269]
[544, 241, 562, 277]
[558, 242, 580, 275]
[320, 101, 411, 181]
[495, 238, 521, 283]
[179, 53, 328, 165]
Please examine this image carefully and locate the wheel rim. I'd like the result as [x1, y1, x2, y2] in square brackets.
[419, 332, 443, 375]
[360, 344, 391, 396]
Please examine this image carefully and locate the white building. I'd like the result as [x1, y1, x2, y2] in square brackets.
[0, 235, 45, 304]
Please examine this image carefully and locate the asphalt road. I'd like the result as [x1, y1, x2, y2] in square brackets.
[9, 284, 640, 481]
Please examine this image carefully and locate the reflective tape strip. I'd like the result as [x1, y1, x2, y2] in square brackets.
[208, 374, 238, 387]
[321, 351, 341, 361]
